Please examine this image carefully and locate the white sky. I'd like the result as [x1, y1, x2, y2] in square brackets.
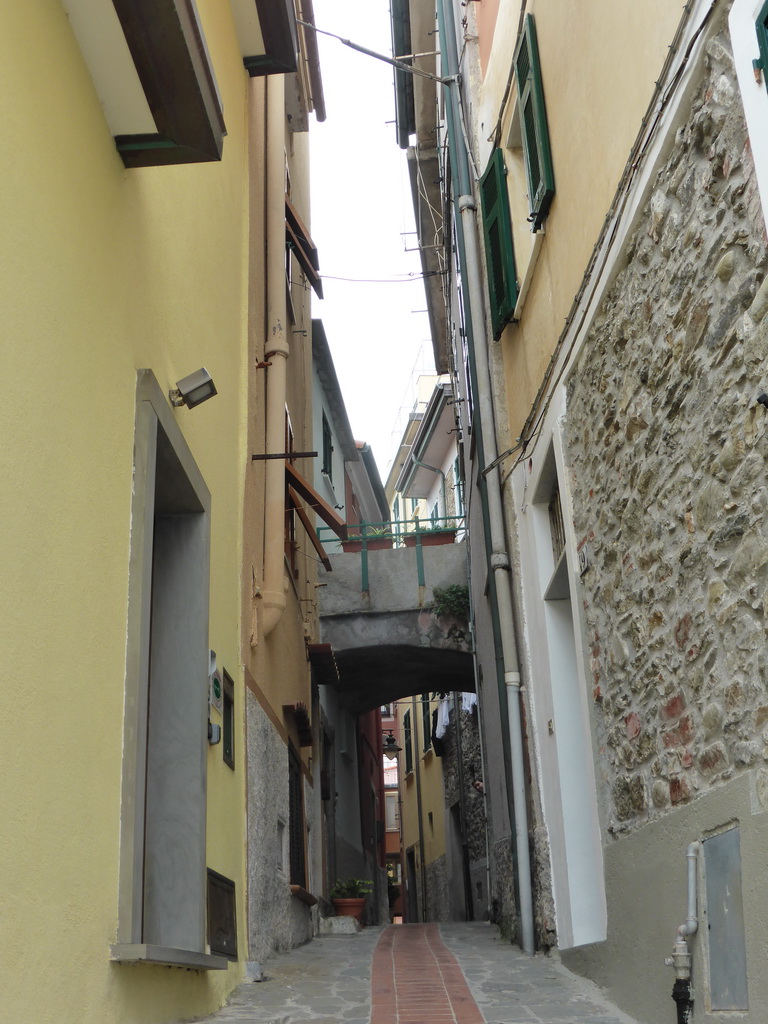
[309, 0, 436, 480]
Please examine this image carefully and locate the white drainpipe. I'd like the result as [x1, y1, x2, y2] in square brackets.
[458, 193, 535, 955]
[667, 841, 701, 980]
[261, 75, 289, 638]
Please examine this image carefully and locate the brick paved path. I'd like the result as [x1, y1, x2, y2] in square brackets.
[182, 921, 642, 1024]
[371, 924, 484, 1024]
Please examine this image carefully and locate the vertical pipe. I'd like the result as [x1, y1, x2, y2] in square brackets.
[261, 76, 290, 638]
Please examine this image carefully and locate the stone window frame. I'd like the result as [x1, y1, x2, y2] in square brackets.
[512, 403, 607, 950]
[730, 0, 768, 226]
[111, 369, 225, 971]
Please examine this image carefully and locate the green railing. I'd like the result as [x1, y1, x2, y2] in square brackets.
[317, 515, 465, 590]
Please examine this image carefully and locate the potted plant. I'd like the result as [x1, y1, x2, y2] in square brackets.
[403, 522, 457, 547]
[341, 526, 393, 553]
[330, 877, 372, 922]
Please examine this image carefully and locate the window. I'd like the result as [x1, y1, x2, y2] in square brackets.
[322, 412, 333, 480]
[222, 670, 235, 770]
[514, 13, 555, 230]
[548, 482, 566, 564]
[276, 818, 287, 871]
[756, 2, 768, 92]
[453, 457, 464, 517]
[288, 744, 306, 887]
[480, 148, 518, 339]
[421, 693, 432, 752]
[385, 792, 399, 831]
[285, 410, 297, 575]
[403, 710, 413, 774]
[730, 0, 768, 232]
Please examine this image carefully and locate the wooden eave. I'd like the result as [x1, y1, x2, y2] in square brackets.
[112, 0, 226, 167]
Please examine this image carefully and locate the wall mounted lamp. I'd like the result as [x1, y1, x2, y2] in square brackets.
[383, 731, 402, 761]
[170, 367, 217, 409]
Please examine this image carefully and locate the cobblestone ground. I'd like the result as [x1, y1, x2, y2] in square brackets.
[439, 923, 641, 1024]
[183, 922, 642, 1024]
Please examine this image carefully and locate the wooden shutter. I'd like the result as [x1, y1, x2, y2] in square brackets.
[479, 148, 518, 339]
[422, 694, 432, 752]
[514, 14, 555, 230]
[288, 744, 306, 887]
[404, 710, 413, 774]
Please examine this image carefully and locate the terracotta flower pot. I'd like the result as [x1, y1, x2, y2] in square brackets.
[332, 896, 366, 922]
[404, 529, 456, 547]
[341, 536, 392, 552]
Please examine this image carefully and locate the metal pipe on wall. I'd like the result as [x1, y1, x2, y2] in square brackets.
[261, 75, 290, 638]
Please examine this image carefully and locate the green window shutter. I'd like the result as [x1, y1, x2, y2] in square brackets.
[755, 1, 768, 91]
[515, 14, 555, 230]
[480, 148, 518, 340]
[322, 412, 333, 480]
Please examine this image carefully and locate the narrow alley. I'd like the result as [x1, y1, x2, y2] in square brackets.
[8, 2, 768, 1024]
[191, 923, 640, 1024]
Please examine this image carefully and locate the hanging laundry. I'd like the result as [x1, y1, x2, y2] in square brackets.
[435, 694, 451, 738]
[461, 691, 477, 713]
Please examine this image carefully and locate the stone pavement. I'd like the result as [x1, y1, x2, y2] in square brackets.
[183, 922, 642, 1024]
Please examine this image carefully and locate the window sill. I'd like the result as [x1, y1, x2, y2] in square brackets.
[110, 943, 229, 971]
[290, 884, 318, 907]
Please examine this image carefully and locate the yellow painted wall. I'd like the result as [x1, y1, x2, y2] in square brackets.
[398, 695, 446, 900]
[474, 0, 686, 441]
[1, 1, 251, 1020]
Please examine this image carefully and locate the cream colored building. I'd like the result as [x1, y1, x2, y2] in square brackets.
[398, 0, 768, 1020]
[397, 694, 448, 921]
[1, 2, 329, 1022]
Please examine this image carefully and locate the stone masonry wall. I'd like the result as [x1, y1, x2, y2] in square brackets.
[442, 703, 487, 863]
[566, 26, 768, 834]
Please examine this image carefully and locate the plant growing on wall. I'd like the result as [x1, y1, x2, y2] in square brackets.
[431, 584, 470, 620]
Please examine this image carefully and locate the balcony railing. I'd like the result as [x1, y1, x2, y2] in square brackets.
[317, 515, 465, 591]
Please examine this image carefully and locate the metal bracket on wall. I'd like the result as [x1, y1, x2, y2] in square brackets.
[251, 451, 318, 460]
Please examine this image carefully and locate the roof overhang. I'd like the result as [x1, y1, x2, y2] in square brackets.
[236, 0, 298, 75]
[61, 0, 322, 167]
[63, 0, 226, 166]
[347, 445, 390, 524]
[396, 381, 454, 497]
[312, 321, 358, 462]
[408, 147, 450, 372]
